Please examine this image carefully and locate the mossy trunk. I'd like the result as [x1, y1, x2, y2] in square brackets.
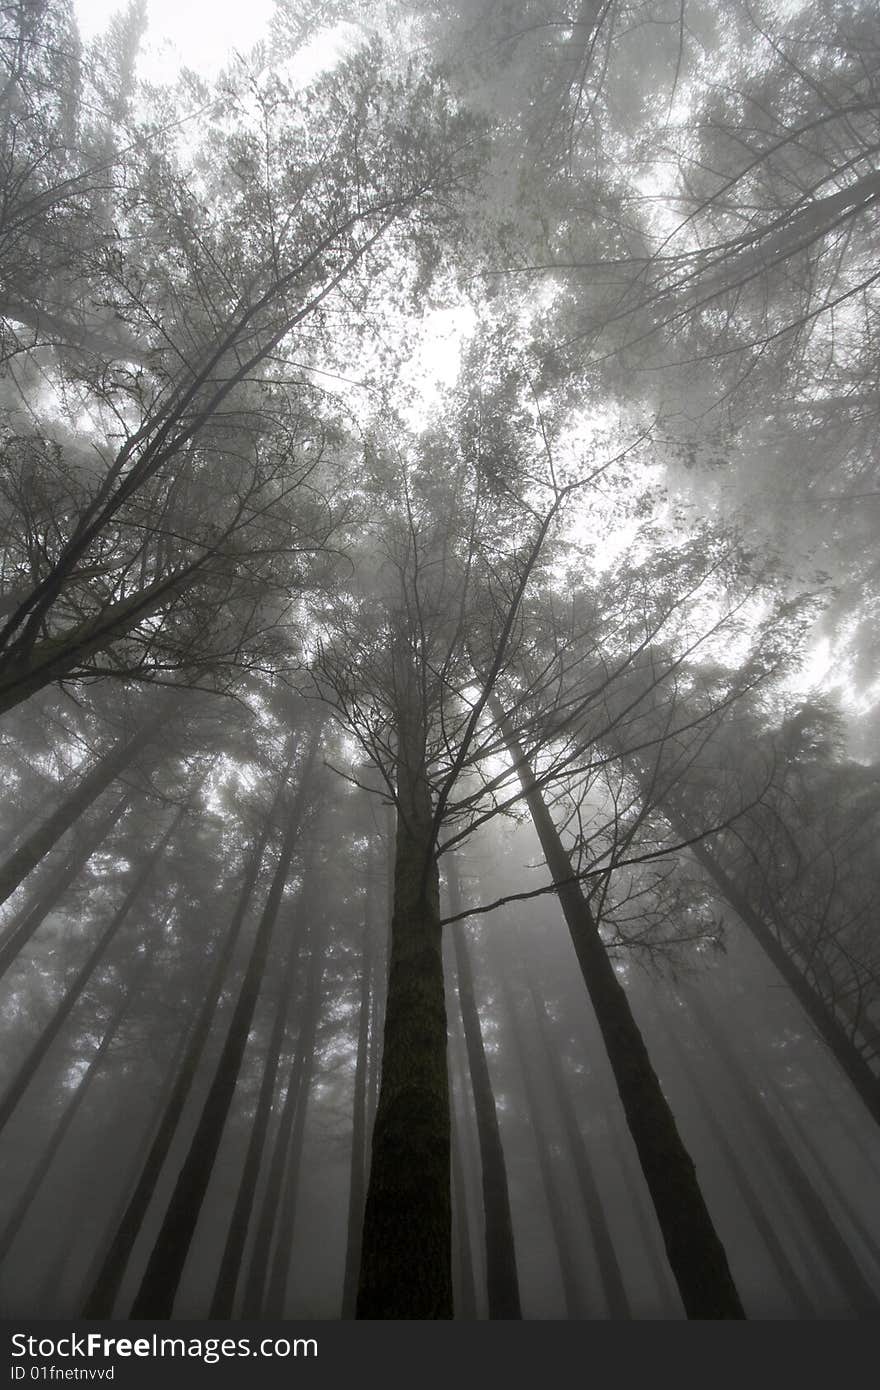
[356, 699, 451, 1319]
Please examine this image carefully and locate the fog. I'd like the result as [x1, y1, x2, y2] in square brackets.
[0, 0, 878, 1322]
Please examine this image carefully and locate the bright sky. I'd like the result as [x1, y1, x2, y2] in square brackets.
[75, 0, 275, 82]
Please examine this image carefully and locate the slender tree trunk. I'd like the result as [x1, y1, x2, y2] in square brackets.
[492, 701, 744, 1319]
[0, 793, 129, 981]
[208, 893, 307, 1319]
[80, 1009, 196, 1315]
[239, 998, 304, 1319]
[0, 712, 162, 908]
[81, 805, 278, 1319]
[682, 982, 880, 1317]
[356, 689, 451, 1318]
[262, 924, 326, 1318]
[446, 859, 521, 1319]
[761, 1070, 880, 1272]
[0, 935, 156, 1264]
[0, 809, 181, 1139]
[663, 801, 880, 1126]
[341, 849, 376, 1318]
[525, 976, 631, 1318]
[450, 1100, 479, 1320]
[129, 735, 317, 1319]
[446, 962, 485, 1317]
[499, 966, 588, 1318]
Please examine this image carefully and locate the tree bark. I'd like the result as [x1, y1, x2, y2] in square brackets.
[492, 700, 744, 1319]
[356, 686, 451, 1318]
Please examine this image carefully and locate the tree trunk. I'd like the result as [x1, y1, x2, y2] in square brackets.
[447, 858, 521, 1319]
[526, 976, 631, 1318]
[208, 889, 307, 1319]
[262, 923, 326, 1318]
[0, 808, 181, 1139]
[356, 689, 451, 1318]
[492, 701, 744, 1319]
[341, 848, 375, 1317]
[0, 713, 162, 909]
[129, 734, 316, 1319]
[499, 966, 588, 1318]
[81, 804, 278, 1318]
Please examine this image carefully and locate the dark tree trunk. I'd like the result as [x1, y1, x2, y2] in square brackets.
[526, 978, 631, 1318]
[262, 924, 326, 1318]
[446, 962, 484, 1318]
[0, 793, 129, 982]
[81, 803, 278, 1318]
[208, 891, 306, 1319]
[493, 702, 744, 1319]
[129, 735, 316, 1319]
[341, 847, 376, 1317]
[0, 809, 181, 1139]
[356, 689, 451, 1318]
[446, 858, 521, 1319]
[0, 712, 162, 908]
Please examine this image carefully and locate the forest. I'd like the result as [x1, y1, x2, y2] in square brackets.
[0, 0, 879, 1322]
